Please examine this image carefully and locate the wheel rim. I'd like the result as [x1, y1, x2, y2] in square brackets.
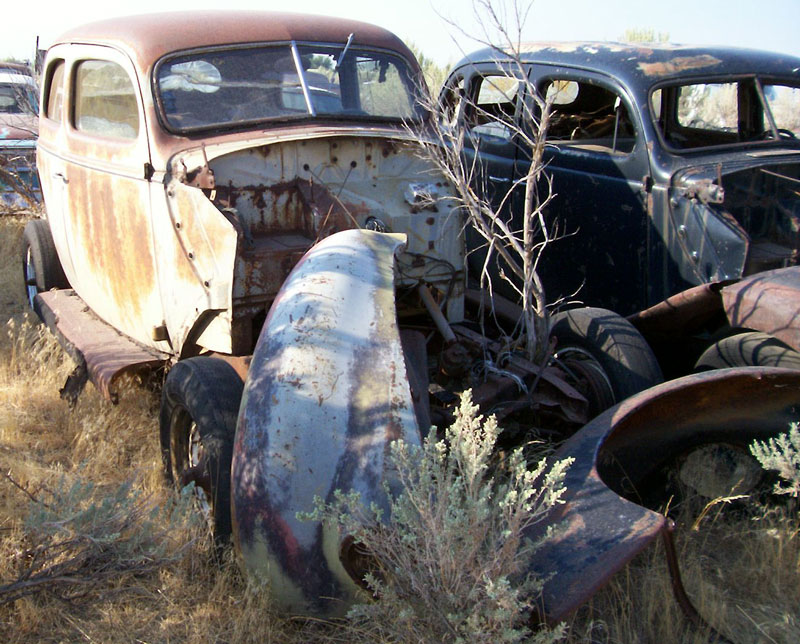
[171, 407, 212, 525]
[554, 346, 616, 416]
[187, 419, 212, 519]
[24, 246, 37, 308]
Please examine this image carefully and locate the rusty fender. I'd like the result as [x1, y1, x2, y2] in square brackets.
[722, 266, 800, 352]
[530, 366, 800, 623]
[231, 229, 421, 616]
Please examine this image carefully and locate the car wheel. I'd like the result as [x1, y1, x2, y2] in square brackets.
[551, 307, 663, 415]
[695, 331, 800, 370]
[160, 357, 244, 547]
[21, 218, 68, 310]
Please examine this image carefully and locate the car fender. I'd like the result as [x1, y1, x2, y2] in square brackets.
[231, 228, 421, 615]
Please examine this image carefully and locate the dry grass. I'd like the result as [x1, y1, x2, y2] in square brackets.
[569, 500, 799, 644]
[0, 214, 798, 642]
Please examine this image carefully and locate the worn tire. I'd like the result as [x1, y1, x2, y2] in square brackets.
[551, 307, 663, 411]
[21, 218, 68, 310]
[160, 357, 244, 547]
[695, 331, 800, 371]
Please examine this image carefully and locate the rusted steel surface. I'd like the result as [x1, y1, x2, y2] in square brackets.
[721, 266, 800, 351]
[455, 42, 793, 90]
[531, 366, 800, 623]
[627, 282, 724, 341]
[48, 13, 424, 169]
[54, 12, 421, 89]
[35, 290, 169, 401]
[637, 54, 723, 76]
[209, 136, 464, 335]
[232, 230, 421, 616]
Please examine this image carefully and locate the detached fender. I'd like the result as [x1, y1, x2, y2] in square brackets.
[532, 366, 800, 623]
[231, 229, 421, 616]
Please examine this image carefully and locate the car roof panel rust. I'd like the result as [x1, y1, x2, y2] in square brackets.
[452, 41, 800, 89]
[51, 11, 420, 76]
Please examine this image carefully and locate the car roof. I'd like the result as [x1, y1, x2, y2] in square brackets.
[452, 42, 800, 87]
[51, 11, 419, 75]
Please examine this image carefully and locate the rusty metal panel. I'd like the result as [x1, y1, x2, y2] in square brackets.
[52, 12, 422, 95]
[232, 229, 421, 616]
[208, 136, 464, 325]
[35, 289, 169, 401]
[722, 266, 800, 351]
[627, 282, 724, 341]
[531, 366, 800, 623]
[157, 180, 238, 355]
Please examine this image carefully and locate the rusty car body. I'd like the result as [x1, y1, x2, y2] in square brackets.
[24, 17, 799, 625]
[443, 43, 800, 375]
[0, 64, 39, 210]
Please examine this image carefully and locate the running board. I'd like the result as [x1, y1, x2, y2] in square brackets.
[35, 290, 169, 403]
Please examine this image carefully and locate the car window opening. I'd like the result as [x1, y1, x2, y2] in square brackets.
[156, 42, 422, 132]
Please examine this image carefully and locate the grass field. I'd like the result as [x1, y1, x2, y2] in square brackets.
[0, 214, 798, 643]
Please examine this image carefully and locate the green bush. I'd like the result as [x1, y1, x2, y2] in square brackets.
[306, 390, 571, 643]
[750, 423, 800, 498]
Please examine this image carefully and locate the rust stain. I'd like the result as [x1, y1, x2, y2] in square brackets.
[638, 55, 722, 77]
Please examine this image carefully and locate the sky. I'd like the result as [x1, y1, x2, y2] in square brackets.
[4, 0, 800, 67]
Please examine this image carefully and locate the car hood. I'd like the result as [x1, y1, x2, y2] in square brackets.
[672, 146, 800, 184]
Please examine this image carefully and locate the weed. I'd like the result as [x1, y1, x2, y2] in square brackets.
[305, 391, 570, 643]
[750, 423, 800, 499]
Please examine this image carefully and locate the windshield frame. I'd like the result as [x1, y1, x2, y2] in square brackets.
[152, 40, 426, 135]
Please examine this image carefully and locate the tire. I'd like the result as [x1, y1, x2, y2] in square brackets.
[21, 218, 68, 310]
[695, 331, 800, 370]
[551, 307, 663, 414]
[160, 357, 244, 547]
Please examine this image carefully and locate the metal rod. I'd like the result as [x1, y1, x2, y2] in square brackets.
[418, 284, 456, 344]
[662, 520, 734, 644]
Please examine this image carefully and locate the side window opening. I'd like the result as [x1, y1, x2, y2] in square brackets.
[466, 74, 520, 141]
[543, 79, 635, 154]
[73, 60, 140, 140]
[439, 75, 464, 128]
[44, 60, 66, 122]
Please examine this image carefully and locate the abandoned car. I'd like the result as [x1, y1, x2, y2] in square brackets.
[22, 15, 800, 626]
[443, 43, 800, 375]
[0, 63, 39, 210]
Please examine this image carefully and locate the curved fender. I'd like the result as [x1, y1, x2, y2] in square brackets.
[531, 366, 800, 623]
[722, 266, 800, 352]
[231, 229, 421, 616]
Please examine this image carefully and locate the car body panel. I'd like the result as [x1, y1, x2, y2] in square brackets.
[37, 13, 461, 362]
[445, 43, 800, 316]
[232, 229, 421, 615]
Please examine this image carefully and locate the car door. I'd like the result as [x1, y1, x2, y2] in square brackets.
[529, 68, 653, 315]
[37, 55, 74, 278]
[58, 46, 162, 347]
[448, 66, 528, 284]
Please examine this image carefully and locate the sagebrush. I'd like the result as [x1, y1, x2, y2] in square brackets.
[750, 423, 800, 498]
[306, 390, 570, 644]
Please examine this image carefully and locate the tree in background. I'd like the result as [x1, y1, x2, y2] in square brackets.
[619, 28, 670, 43]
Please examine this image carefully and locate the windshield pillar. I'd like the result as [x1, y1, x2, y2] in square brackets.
[290, 41, 316, 117]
